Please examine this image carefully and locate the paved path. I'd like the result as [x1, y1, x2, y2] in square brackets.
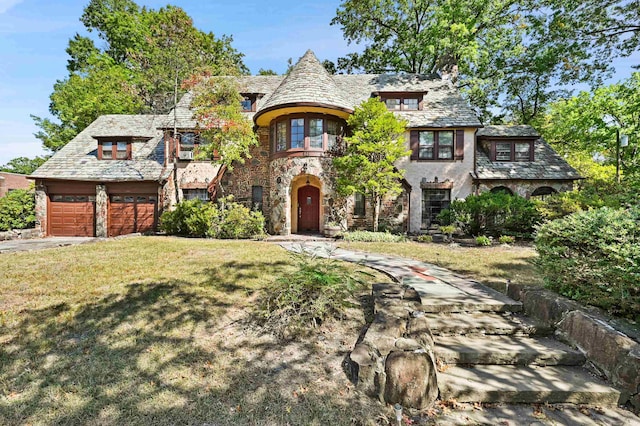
[0, 237, 99, 254]
[279, 241, 520, 313]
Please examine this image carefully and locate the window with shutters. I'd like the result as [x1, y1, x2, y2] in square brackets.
[411, 130, 463, 161]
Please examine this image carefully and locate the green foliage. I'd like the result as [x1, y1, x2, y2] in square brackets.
[498, 235, 516, 244]
[0, 189, 36, 231]
[332, 98, 410, 231]
[535, 207, 640, 321]
[475, 236, 492, 246]
[331, 0, 633, 123]
[184, 77, 258, 169]
[33, 0, 246, 151]
[0, 157, 48, 174]
[416, 234, 433, 243]
[440, 192, 542, 237]
[160, 198, 265, 239]
[342, 230, 407, 243]
[259, 251, 368, 336]
[439, 225, 457, 241]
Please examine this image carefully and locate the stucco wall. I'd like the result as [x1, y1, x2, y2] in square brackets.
[396, 128, 476, 232]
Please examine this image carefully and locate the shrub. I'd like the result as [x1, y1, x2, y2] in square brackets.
[416, 234, 433, 243]
[342, 230, 407, 242]
[535, 207, 640, 321]
[0, 188, 35, 231]
[498, 235, 515, 244]
[438, 192, 541, 238]
[475, 235, 492, 246]
[160, 198, 265, 239]
[259, 251, 369, 337]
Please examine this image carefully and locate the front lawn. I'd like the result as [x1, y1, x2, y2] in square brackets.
[0, 237, 390, 425]
[339, 241, 543, 290]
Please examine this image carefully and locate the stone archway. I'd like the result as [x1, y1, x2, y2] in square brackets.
[290, 174, 323, 234]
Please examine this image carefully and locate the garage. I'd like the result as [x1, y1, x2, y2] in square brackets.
[108, 194, 157, 237]
[49, 195, 96, 237]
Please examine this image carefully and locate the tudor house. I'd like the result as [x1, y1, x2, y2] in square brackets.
[31, 50, 580, 237]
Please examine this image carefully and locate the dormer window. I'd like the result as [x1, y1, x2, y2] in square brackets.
[241, 94, 257, 112]
[99, 139, 131, 160]
[379, 93, 423, 111]
[492, 140, 534, 162]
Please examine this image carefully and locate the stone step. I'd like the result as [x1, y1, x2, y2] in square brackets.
[435, 335, 585, 366]
[404, 276, 522, 313]
[425, 312, 553, 336]
[438, 365, 621, 406]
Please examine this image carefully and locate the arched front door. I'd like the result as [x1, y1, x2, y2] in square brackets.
[297, 185, 320, 233]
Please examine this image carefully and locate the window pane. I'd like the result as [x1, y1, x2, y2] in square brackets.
[422, 189, 451, 229]
[354, 192, 365, 216]
[496, 142, 512, 161]
[384, 98, 400, 110]
[327, 120, 338, 150]
[438, 131, 454, 159]
[124, 196, 135, 202]
[116, 141, 128, 159]
[241, 98, 252, 111]
[137, 196, 147, 202]
[52, 195, 63, 202]
[102, 142, 113, 159]
[309, 118, 323, 149]
[404, 98, 419, 110]
[111, 195, 122, 202]
[181, 133, 196, 148]
[252, 185, 263, 211]
[419, 131, 434, 159]
[276, 121, 287, 151]
[514, 142, 531, 161]
[291, 118, 304, 149]
[183, 189, 209, 201]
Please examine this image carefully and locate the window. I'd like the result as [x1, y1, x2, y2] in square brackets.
[240, 95, 256, 112]
[100, 140, 130, 160]
[492, 140, 533, 162]
[354, 192, 366, 217]
[421, 189, 450, 229]
[271, 115, 344, 154]
[380, 94, 423, 111]
[183, 189, 209, 201]
[531, 186, 556, 201]
[252, 185, 263, 211]
[416, 131, 454, 160]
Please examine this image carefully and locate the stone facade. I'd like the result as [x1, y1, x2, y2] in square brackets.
[95, 184, 108, 238]
[476, 179, 574, 199]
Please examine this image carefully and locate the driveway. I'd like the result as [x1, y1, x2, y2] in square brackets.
[0, 237, 99, 254]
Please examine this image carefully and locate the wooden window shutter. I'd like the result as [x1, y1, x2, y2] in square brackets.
[455, 129, 465, 160]
[410, 130, 419, 160]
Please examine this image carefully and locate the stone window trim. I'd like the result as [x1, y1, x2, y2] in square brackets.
[420, 180, 454, 190]
[97, 138, 132, 160]
[270, 113, 345, 159]
[376, 92, 425, 111]
[489, 139, 535, 162]
[410, 129, 464, 161]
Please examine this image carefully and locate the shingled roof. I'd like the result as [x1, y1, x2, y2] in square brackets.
[256, 50, 353, 117]
[31, 115, 166, 181]
[474, 125, 581, 181]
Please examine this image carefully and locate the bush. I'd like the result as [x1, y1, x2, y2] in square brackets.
[416, 234, 433, 243]
[475, 235, 492, 246]
[535, 207, 640, 321]
[259, 251, 369, 337]
[438, 192, 541, 238]
[342, 230, 407, 242]
[498, 235, 515, 244]
[160, 198, 265, 239]
[0, 188, 35, 231]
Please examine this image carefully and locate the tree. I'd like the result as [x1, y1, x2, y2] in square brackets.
[539, 72, 640, 183]
[257, 68, 278, 76]
[332, 98, 410, 232]
[184, 74, 259, 194]
[0, 157, 48, 175]
[32, 0, 246, 152]
[331, 0, 638, 123]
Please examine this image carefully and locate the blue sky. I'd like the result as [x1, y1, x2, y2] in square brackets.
[0, 0, 638, 166]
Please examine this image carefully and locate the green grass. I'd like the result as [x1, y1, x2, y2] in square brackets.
[339, 241, 543, 290]
[0, 237, 391, 425]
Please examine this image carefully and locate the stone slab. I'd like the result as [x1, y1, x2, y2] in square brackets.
[438, 365, 621, 405]
[425, 312, 553, 337]
[435, 335, 585, 366]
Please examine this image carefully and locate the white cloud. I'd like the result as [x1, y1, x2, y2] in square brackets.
[0, 0, 23, 14]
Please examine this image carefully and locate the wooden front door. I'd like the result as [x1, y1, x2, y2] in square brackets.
[297, 185, 320, 233]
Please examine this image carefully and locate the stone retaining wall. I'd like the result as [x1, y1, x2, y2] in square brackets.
[0, 228, 41, 241]
[506, 284, 640, 409]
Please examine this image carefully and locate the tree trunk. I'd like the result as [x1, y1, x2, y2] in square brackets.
[373, 193, 381, 232]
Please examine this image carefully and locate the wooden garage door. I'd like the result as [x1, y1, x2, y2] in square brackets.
[50, 195, 95, 237]
[109, 195, 157, 237]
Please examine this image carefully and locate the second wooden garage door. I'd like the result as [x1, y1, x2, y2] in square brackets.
[109, 195, 157, 237]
